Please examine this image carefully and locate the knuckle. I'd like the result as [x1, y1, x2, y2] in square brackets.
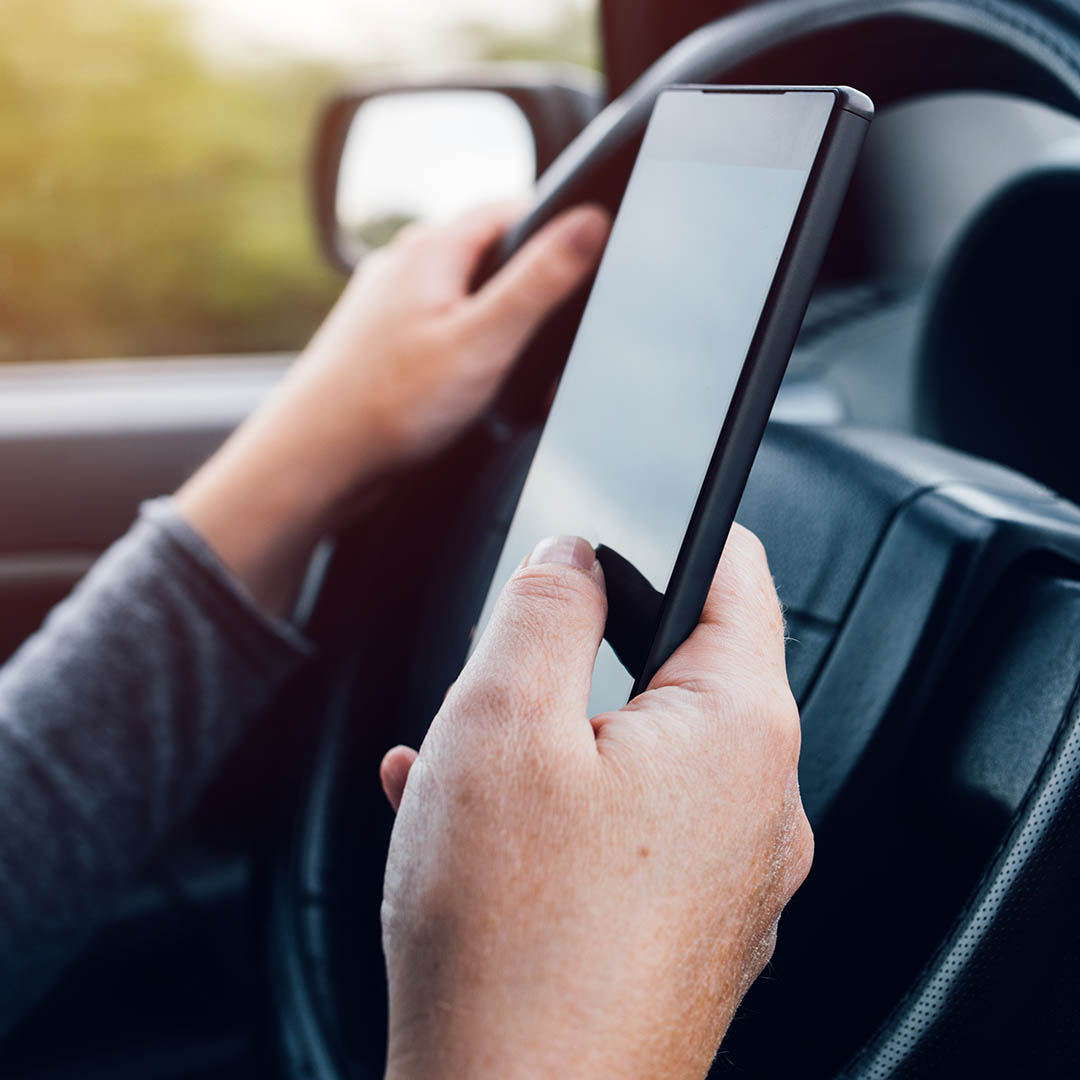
[506, 564, 601, 614]
[730, 523, 770, 574]
[449, 666, 572, 773]
[429, 312, 484, 367]
[451, 667, 541, 730]
[715, 527, 780, 615]
[532, 239, 583, 295]
[391, 222, 429, 250]
[789, 815, 816, 891]
[765, 686, 802, 746]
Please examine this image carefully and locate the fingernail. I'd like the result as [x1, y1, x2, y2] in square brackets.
[564, 206, 609, 259]
[527, 535, 598, 573]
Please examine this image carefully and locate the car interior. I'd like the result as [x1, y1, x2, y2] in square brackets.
[4, 0, 1080, 1077]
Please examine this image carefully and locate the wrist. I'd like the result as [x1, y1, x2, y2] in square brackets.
[384, 996, 650, 1080]
[383, 951, 738, 1080]
[177, 428, 337, 550]
[257, 344, 419, 508]
[174, 420, 347, 616]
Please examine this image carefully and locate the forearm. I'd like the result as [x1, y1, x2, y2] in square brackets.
[0, 500, 312, 1036]
[173, 365, 367, 618]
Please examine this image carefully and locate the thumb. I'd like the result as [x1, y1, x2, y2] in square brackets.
[463, 204, 610, 357]
[460, 536, 608, 742]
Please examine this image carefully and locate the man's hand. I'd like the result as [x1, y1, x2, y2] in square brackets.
[380, 528, 813, 1080]
[291, 201, 610, 477]
[175, 203, 610, 614]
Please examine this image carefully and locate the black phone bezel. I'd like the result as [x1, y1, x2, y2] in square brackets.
[627, 84, 873, 695]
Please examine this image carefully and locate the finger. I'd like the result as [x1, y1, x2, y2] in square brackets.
[380, 745, 419, 813]
[462, 204, 610, 356]
[457, 535, 607, 743]
[418, 200, 531, 295]
[649, 524, 788, 692]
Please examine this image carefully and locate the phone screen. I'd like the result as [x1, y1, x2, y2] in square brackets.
[473, 89, 835, 714]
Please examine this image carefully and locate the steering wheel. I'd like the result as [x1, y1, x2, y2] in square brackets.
[267, 2, 1080, 1077]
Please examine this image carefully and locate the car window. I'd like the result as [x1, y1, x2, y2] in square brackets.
[0, 0, 598, 364]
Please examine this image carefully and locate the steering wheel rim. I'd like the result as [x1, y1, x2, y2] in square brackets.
[268, 2, 1080, 1077]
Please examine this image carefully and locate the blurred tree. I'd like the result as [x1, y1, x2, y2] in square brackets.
[456, 3, 601, 70]
[0, 0, 343, 361]
[0, 0, 598, 362]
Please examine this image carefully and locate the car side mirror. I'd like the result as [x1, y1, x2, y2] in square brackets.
[311, 69, 602, 273]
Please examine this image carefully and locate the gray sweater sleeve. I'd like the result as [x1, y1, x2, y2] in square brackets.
[0, 498, 314, 1035]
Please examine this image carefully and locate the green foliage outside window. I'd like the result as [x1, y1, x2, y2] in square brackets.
[0, 0, 597, 362]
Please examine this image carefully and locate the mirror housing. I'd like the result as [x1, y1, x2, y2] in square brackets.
[311, 66, 602, 273]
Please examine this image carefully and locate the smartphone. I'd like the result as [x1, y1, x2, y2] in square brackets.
[471, 85, 873, 715]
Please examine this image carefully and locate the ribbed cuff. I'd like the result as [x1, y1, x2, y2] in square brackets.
[139, 497, 317, 663]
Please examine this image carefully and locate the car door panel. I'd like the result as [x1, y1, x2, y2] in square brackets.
[0, 357, 289, 661]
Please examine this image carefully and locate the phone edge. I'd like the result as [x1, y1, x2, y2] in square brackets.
[630, 87, 873, 697]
